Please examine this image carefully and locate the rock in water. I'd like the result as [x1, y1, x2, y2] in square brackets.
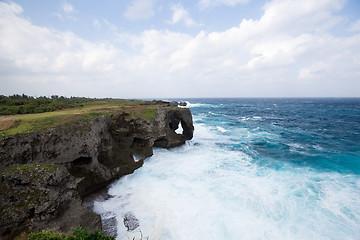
[102, 216, 117, 237]
[123, 212, 139, 231]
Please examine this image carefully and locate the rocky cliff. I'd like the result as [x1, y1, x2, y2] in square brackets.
[0, 102, 194, 239]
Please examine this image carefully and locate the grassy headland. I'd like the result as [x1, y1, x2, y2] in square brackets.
[0, 95, 168, 140]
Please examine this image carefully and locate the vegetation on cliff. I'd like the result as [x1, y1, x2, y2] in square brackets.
[0, 163, 60, 216]
[19, 227, 115, 240]
[0, 95, 92, 115]
[18, 227, 150, 240]
[0, 94, 144, 115]
[0, 96, 175, 140]
[0, 96, 193, 239]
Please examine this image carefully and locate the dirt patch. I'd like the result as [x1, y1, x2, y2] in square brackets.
[0, 117, 20, 131]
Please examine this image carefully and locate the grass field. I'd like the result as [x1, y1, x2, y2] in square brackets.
[0, 101, 165, 140]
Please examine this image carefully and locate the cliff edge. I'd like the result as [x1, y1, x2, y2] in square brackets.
[0, 101, 194, 239]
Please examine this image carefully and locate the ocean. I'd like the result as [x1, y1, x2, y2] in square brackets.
[93, 98, 360, 240]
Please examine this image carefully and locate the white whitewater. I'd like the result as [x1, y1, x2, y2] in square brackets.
[93, 121, 360, 239]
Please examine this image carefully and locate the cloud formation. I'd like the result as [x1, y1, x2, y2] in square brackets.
[198, 0, 251, 10]
[53, 2, 77, 21]
[0, 0, 359, 97]
[62, 2, 74, 14]
[0, 2, 121, 96]
[350, 19, 360, 32]
[124, 0, 156, 20]
[170, 4, 198, 26]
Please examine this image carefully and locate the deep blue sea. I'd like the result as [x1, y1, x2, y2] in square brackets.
[94, 98, 360, 240]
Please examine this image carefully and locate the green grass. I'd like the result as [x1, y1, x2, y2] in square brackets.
[0, 95, 147, 115]
[2, 163, 59, 177]
[144, 108, 156, 119]
[123, 105, 160, 120]
[0, 103, 132, 139]
[24, 227, 115, 240]
[21, 226, 149, 240]
[0, 101, 167, 139]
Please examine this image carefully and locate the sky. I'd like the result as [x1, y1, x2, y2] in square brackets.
[0, 0, 360, 98]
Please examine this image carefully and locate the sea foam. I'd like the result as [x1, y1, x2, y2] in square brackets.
[93, 99, 360, 240]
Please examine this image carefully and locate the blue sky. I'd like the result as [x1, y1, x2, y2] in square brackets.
[0, 0, 360, 98]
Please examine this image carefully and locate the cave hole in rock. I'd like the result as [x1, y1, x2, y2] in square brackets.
[72, 156, 92, 166]
[175, 121, 184, 134]
[132, 137, 147, 147]
[154, 137, 167, 148]
[169, 113, 184, 135]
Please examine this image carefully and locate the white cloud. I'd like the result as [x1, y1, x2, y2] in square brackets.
[0, 2, 122, 96]
[170, 4, 197, 26]
[198, 0, 251, 10]
[62, 2, 74, 14]
[0, 1, 22, 14]
[350, 19, 360, 32]
[235, 0, 346, 37]
[261, 0, 345, 32]
[298, 61, 328, 79]
[124, 0, 156, 20]
[92, 19, 118, 32]
[0, 0, 359, 98]
[55, 2, 77, 21]
[103, 19, 118, 31]
[93, 19, 101, 29]
[246, 34, 313, 69]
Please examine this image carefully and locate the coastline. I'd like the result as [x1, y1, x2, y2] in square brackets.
[0, 100, 194, 239]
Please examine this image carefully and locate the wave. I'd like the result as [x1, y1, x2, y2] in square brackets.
[186, 101, 223, 109]
[92, 99, 360, 240]
[216, 126, 227, 133]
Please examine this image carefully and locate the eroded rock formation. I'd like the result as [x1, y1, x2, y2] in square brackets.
[0, 103, 193, 239]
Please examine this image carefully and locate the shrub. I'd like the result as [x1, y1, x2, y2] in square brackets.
[26, 227, 115, 240]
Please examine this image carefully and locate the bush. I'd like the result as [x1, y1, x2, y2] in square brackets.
[0, 95, 94, 115]
[25, 227, 149, 240]
[27, 230, 68, 240]
[27, 227, 115, 240]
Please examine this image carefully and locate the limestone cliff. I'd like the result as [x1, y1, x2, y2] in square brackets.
[0, 102, 194, 239]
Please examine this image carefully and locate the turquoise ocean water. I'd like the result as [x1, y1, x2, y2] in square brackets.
[94, 98, 360, 240]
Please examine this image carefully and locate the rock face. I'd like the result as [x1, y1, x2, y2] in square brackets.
[0, 164, 101, 239]
[0, 104, 193, 239]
